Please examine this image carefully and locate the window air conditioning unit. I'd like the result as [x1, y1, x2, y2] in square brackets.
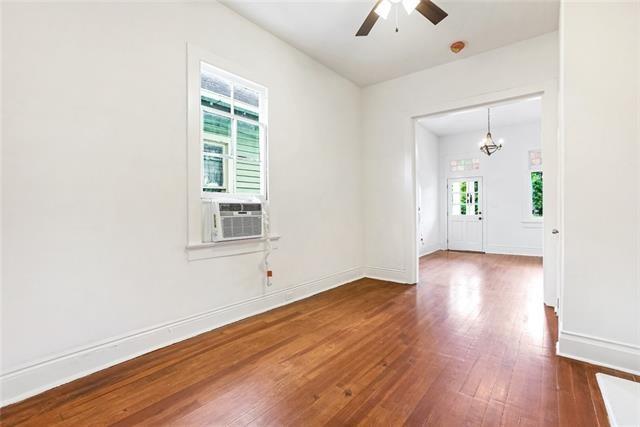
[202, 199, 264, 242]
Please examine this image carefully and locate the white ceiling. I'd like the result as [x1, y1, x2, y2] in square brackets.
[222, 0, 559, 86]
[418, 96, 541, 136]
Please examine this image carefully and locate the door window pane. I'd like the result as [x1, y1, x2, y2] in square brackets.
[451, 180, 481, 216]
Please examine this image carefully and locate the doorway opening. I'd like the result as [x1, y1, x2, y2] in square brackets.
[414, 95, 553, 290]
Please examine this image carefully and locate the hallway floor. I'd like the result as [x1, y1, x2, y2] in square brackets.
[2, 251, 637, 426]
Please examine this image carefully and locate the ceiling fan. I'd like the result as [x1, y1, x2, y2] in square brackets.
[356, 0, 448, 36]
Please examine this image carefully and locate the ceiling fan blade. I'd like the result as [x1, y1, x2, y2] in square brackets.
[415, 0, 448, 25]
[356, 0, 382, 36]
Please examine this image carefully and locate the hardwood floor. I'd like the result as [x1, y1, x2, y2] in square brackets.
[2, 251, 637, 426]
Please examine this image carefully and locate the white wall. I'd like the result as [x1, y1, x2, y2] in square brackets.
[438, 121, 543, 256]
[416, 124, 440, 256]
[1, 2, 363, 404]
[557, 1, 640, 374]
[362, 32, 559, 285]
[10, 0, 636, 404]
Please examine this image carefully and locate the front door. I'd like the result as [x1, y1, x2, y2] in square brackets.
[447, 177, 484, 252]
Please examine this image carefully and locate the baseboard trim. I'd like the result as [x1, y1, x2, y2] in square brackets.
[557, 330, 640, 376]
[419, 244, 442, 258]
[0, 267, 364, 407]
[363, 266, 409, 284]
[485, 245, 542, 257]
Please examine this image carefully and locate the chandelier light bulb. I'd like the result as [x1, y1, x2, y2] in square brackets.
[479, 108, 503, 156]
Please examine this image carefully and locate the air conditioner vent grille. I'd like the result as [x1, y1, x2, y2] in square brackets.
[221, 216, 262, 239]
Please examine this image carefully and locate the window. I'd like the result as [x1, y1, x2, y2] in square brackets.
[450, 179, 480, 216]
[530, 171, 543, 217]
[186, 46, 270, 248]
[200, 62, 267, 196]
[528, 150, 543, 218]
[450, 158, 480, 172]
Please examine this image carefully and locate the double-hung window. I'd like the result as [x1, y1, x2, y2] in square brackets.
[200, 62, 267, 196]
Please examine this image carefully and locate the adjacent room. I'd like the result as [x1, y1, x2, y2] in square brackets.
[416, 97, 544, 259]
[1, 0, 639, 426]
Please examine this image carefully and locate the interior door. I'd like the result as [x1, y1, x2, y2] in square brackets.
[447, 177, 484, 252]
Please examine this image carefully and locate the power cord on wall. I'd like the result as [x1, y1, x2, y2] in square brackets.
[262, 198, 273, 288]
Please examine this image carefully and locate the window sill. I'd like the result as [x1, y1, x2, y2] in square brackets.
[186, 234, 280, 261]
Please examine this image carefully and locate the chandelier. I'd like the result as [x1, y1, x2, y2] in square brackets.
[479, 108, 503, 156]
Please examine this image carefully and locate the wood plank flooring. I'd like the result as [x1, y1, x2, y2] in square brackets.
[2, 251, 637, 426]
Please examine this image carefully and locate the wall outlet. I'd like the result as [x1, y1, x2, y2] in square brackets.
[284, 291, 294, 302]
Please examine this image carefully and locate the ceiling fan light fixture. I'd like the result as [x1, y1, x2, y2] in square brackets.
[402, 0, 420, 14]
[374, 0, 392, 19]
[356, 0, 447, 37]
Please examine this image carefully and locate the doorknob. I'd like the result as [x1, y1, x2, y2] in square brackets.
[552, 229, 559, 234]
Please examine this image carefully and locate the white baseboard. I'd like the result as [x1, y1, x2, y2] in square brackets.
[557, 330, 640, 376]
[419, 243, 442, 257]
[363, 266, 410, 284]
[485, 244, 542, 257]
[0, 267, 364, 407]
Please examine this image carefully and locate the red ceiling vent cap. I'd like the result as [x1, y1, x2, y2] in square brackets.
[450, 41, 466, 54]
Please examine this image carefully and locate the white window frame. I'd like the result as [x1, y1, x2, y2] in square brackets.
[187, 45, 269, 247]
[198, 63, 267, 198]
[523, 149, 543, 223]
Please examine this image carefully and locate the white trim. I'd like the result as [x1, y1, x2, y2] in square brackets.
[0, 267, 364, 407]
[557, 330, 640, 376]
[409, 81, 559, 313]
[419, 243, 442, 257]
[485, 244, 542, 257]
[185, 234, 281, 261]
[364, 266, 411, 284]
